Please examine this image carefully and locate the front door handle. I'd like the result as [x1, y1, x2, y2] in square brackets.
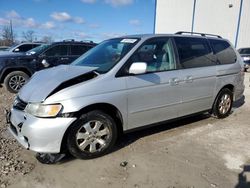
[61, 57, 69, 60]
[170, 78, 180, 86]
[184, 76, 193, 83]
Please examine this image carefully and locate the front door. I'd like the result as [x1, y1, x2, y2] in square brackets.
[41, 44, 70, 67]
[124, 37, 182, 129]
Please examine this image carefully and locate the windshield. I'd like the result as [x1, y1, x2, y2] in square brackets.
[26, 44, 50, 55]
[72, 38, 139, 73]
[238, 48, 250, 54]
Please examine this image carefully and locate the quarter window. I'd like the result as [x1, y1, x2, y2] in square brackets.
[209, 39, 236, 64]
[129, 38, 176, 73]
[174, 37, 215, 68]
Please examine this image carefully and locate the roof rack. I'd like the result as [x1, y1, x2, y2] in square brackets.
[175, 31, 222, 38]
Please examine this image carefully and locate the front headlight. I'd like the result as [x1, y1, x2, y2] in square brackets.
[243, 56, 250, 61]
[25, 103, 63, 117]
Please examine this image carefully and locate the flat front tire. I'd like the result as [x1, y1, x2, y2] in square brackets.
[213, 88, 233, 119]
[67, 110, 118, 159]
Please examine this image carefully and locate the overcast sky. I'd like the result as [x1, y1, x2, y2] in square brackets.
[0, 0, 156, 42]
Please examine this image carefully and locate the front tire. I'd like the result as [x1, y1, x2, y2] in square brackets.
[212, 88, 233, 119]
[67, 110, 118, 159]
[3, 71, 29, 93]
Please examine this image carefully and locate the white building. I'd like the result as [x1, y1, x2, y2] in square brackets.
[154, 0, 250, 49]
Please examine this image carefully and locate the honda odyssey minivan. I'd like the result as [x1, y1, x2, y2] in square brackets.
[7, 32, 245, 163]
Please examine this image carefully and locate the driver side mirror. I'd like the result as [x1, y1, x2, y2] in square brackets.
[129, 62, 147, 75]
[14, 48, 19, 52]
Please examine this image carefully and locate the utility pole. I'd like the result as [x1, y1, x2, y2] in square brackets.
[235, 0, 244, 48]
[191, 0, 197, 33]
[10, 20, 13, 44]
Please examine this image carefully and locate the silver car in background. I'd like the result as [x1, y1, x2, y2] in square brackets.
[7, 32, 245, 162]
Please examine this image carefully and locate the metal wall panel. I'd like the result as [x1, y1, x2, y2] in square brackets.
[155, 0, 249, 48]
[237, 0, 250, 49]
[155, 0, 194, 34]
[194, 0, 240, 45]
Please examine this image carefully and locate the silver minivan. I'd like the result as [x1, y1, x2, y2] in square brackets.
[7, 32, 245, 162]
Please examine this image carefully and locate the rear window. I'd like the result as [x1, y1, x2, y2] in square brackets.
[174, 37, 215, 68]
[209, 39, 236, 64]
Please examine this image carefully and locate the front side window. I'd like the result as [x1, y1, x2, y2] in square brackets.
[209, 39, 236, 64]
[174, 37, 215, 68]
[127, 37, 176, 73]
[72, 38, 139, 73]
[44, 45, 68, 56]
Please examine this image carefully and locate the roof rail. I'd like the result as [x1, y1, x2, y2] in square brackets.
[80, 40, 94, 43]
[63, 39, 75, 42]
[175, 31, 222, 38]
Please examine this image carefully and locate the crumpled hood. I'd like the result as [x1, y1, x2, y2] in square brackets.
[19, 65, 98, 103]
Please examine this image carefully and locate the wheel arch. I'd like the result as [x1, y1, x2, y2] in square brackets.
[60, 103, 124, 153]
[211, 84, 234, 111]
[0, 67, 32, 83]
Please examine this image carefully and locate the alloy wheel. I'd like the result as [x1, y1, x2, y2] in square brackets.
[76, 120, 111, 153]
[218, 93, 232, 115]
[9, 75, 26, 92]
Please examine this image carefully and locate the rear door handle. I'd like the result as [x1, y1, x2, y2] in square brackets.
[170, 78, 180, 86]
[184, 76, 193, 83]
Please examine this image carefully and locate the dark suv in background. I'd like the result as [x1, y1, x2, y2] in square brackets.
[0, 40, 96, 93]
[238, 48, 250, 72]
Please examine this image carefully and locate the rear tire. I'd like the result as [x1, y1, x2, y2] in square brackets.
[67, 110, 118, 159]
[212, 88, 233, 119]
[3, 71, 29, 93]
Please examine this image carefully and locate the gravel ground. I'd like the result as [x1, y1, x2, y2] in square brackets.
[0, 87, 34, 188]
[0, 73, 249, 188]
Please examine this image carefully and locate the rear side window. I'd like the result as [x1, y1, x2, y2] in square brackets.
[71, 45, 89, 55]
[174, 37, 215, 68]
[209, 39, 236, 64]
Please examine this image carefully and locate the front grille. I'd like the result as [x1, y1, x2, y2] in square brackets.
[13, 97, 28, 111]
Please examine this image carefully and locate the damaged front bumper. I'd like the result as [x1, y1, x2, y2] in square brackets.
[7, 108, 76, 153]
